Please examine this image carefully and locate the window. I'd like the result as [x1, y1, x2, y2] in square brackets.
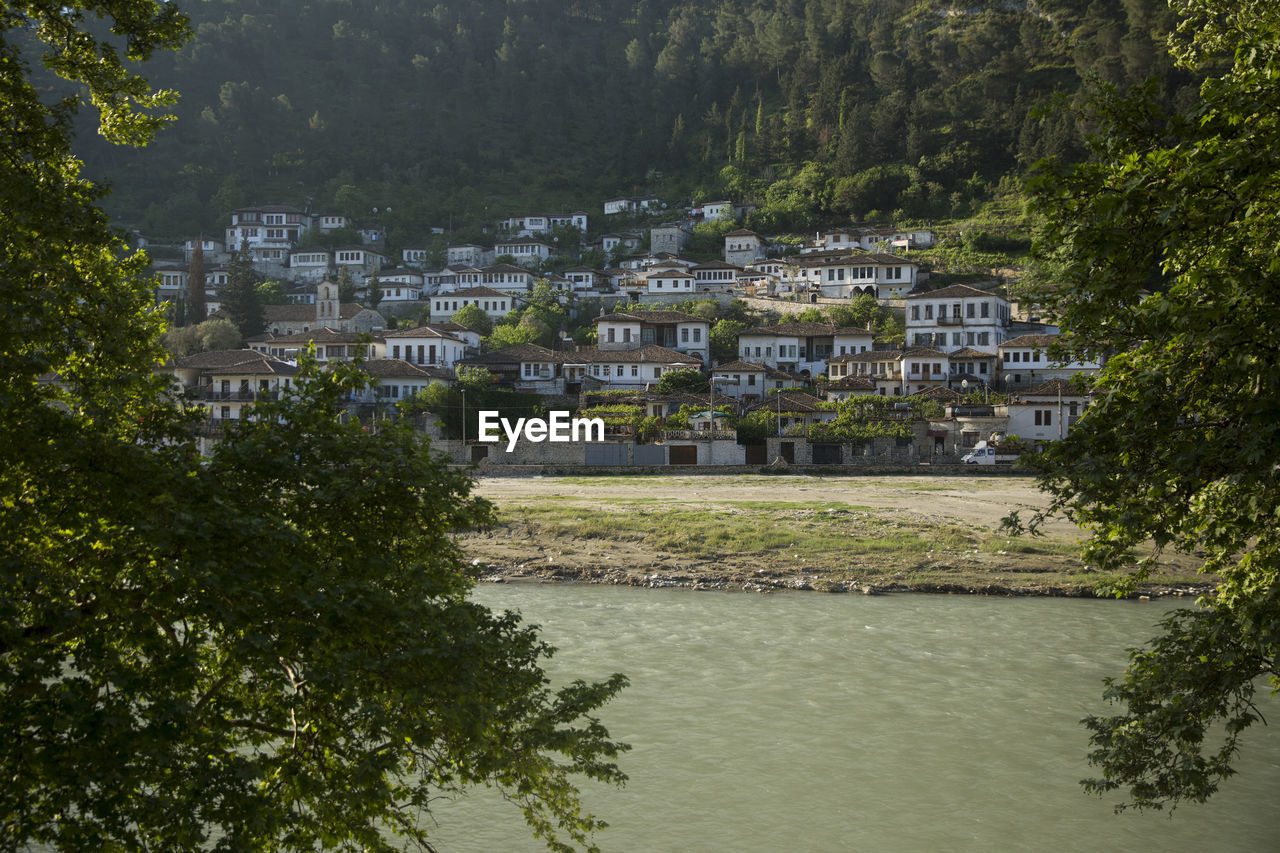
[981, 302, 990, 318]
[967, 303, 975, 318]
[392, 345, 401, 359]
[978, 333, 990, 346]
[623, 329, 632, 343]
[1034, 410, 1053, 426]
[925, 305, 934, 320]
[631, 366, 638, 377]
[979, 363, 988, 374]
[693, 329, 701, 342]
[953, 333, 961, 346]
[653, 367, 661, 378]
[681, 328, 689, 343]
[962, 432, 979, 448]
[967, 332, 975, 345]
[953, 303, 961, 317]
[748, 374, 756, 386]
[607, 328, 615, 343]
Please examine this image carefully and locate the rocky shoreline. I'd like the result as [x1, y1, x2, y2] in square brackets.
[474, 559, 1212, 600]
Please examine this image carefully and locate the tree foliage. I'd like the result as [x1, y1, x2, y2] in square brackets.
[218, 242, 264, 340]
[656, 367, 709, 395]
[76, 0, 1197, 241]
[0, 5, 627, 850]
[1012, 0, 1280, 813]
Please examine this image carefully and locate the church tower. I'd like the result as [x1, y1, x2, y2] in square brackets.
[317, 279, 339, 329]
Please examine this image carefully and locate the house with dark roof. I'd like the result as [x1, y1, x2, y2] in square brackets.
[736, 322, 840, 376]
[164, 349, 298, 423]
[723, 229, 765, 266]
[248, 327, 379, 363]
[382, 326, 468, 367]
[428, 286, 519, 324]
[595, 311, 712, 365]
[566, 345, 702, 391]
[1002, 377, 1092, 443]
[997, 333, 1101, 390]
[710, 361, 802, 400]
[906, 284, 1011, 352]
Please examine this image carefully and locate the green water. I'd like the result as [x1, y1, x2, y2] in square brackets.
[425, 584, 1280, 852]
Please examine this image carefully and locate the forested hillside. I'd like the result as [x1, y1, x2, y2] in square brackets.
[73, 0, 1197, 242]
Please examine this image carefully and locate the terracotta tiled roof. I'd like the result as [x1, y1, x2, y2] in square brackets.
[171, 349, 297, 375]
[383, 326, 463, 341]
[359, 360, 453, 381]
[567, 345, 701, 365]
[595, 310, 708, 325]
[740, 322, 837, 337]
[262, 327, 373, 345]
[999, 333, 1060, 349]
[906, 284, 1000, 300]
[744, 391, 826, 414]
[824, 376, 877, 392]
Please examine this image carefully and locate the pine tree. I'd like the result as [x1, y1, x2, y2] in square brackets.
[219, 241, 264, 340]
[185, 237, 206, 326]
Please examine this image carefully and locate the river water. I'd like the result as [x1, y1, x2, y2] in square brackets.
[426, 584, 1280, 853]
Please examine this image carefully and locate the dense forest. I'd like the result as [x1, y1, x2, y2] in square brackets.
[68, 0, 1199, 243]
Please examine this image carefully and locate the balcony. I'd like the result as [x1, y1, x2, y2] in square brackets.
[191, 389, 280, 402]
[937, 316, 962, 326]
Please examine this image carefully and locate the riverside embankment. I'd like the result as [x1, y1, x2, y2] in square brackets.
[459, 474, 1209, 597]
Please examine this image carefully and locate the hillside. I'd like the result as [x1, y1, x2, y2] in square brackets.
[69, 0, 1197, 243]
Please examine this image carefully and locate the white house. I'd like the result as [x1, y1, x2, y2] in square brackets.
[374, 270, 425, 302]
[710, 361, 802, 400]
[825, 347, 951, 396]
[819, 226, 935, 252]
[997, 333, 1100, 390]
[481, 263, 534, 293]
[499, 213, 588, 237]
[401, 247, 432, 267]
[493, 237, 553, 267]
[356, 360, 454, 404]
[906, 285, 1012, 352]
[564, 267, 607, 292]
[429, 285, 517, 323]
[832, 327, 875, 357]
[382, 326, 467, 367]
[736, 322, 838, 376]
[643, 268, 696, 295]
[601, 232, 643, 256]
[568, 346, 702, 391]
[288, 249, 332, 283]
[225, 205, 309, 250]
[316, 214, 349, 233]
[333, 246, 386, 282]
[723, 229, 765, 267]
[699, 200, 733, 221]
[1001, 378, 1090, 444]
[824, 350, 907, 396]
[166, 349, 299, 423]
[445, 244, 494, 267]
[691, 260, 740, 292]
[595, 310, 712, 365]
[249, 327, 379, 364]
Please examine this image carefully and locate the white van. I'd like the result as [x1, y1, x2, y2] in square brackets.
[961, 440, 1001, 465]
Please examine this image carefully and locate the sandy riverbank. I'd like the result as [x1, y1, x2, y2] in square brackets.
[458, 474, 1209, 597]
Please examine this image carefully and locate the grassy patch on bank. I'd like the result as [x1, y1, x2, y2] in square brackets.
[495, 500, 1023, 565]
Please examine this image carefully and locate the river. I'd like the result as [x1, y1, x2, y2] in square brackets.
[424, 584, 1280, 852]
